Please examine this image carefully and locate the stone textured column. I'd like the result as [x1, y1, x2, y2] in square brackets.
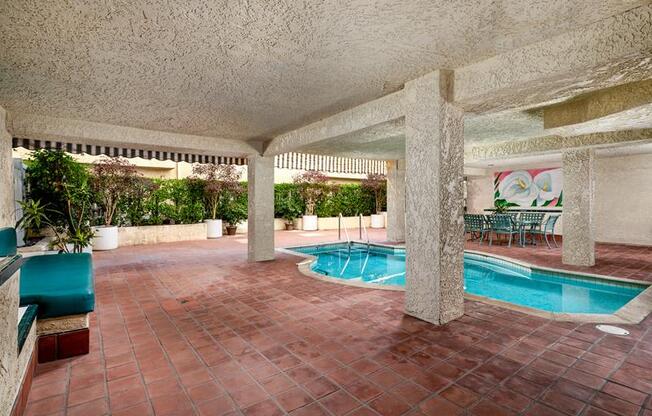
[0, 107, 13, 228]
[386, 159, 406, 242]
[404, 70, 465, 325]
[247, 155, 275, 262]
[562, 149, 595, 266]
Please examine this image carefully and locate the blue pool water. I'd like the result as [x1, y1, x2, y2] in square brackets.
[289, 243, 646, 314]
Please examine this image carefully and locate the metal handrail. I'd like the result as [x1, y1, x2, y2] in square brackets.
[339, 213, 352, 254]
[359, 214, 370, 251]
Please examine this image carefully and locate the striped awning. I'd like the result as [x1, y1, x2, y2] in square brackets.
[12, 138, 386, 175]
[12, 137, 247, 165]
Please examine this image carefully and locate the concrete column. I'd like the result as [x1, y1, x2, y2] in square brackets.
[386, 159, 406, 242]
[404, 70, 465, 325]
[247, 155, 275, 262]
[0, 107, 13, 228]
[562, 149, 595, 266]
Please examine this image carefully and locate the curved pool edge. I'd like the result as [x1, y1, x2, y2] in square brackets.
[278, 242, 652, 324]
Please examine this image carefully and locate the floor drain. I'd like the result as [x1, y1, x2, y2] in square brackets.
[596, 325, 629, 336]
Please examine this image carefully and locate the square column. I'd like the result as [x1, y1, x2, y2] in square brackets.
[0, 107, 13, 227]
[247, 155, 275, 262]
[386, 159, 405, 242]
[562, 149, 595, 266]
[404, 71, 465, 325]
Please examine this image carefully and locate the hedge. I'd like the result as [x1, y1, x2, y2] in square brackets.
[118, 179, 385, 226]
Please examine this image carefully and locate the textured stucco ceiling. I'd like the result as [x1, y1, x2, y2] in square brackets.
[0, 0, 646, 141]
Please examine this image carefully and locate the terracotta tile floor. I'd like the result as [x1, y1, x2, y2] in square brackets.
[24, 230, 652, 416]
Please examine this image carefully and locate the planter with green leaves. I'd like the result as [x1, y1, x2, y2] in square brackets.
[192, 163, 242, 238]
[90, 157, 141, 250]
[20, 149, 94, 253]
[293, 170, 329, 231]
[361, 173, 387, 228]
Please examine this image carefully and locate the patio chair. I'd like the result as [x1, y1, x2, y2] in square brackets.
[487, 214, 520, 247]
[518, 212, 545, 246]
[530, 214, 561, 248]
[464, 214, 488, 244]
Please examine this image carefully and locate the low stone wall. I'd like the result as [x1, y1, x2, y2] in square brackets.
[118, 223, 207, 246]
[298, 215, 373, 231]
[234, 216, 376, 233]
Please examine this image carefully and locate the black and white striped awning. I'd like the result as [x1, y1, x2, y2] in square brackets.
[12, 137, 247, 165]
[12, 138, 386, 175]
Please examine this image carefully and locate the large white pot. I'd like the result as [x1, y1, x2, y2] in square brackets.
[371, 214, 385, 229]
[205, 219, 223, 239]
[92, 225, 119, 250]
[302, 215, 318, 231]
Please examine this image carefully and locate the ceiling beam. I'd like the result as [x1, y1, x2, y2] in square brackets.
[8, 113, 258, 157]
[543, 79, 652, 129]
[455, 4, 652, 114]
[465, 129, 652, 162]
[263, 90, 404, 157]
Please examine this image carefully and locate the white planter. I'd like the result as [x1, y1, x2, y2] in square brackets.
[205, 219, 223, 239]
[302, 215, 318, 231]
[92, 225, 119, 250]
[370, 214, 385, 229]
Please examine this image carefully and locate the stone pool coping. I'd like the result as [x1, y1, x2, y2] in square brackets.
[279, 241, 652, 324]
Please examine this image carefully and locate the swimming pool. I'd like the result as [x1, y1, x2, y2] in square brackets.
[287, 242, 647, 315]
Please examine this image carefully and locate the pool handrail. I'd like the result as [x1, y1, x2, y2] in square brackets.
[338, 213, 352, 254]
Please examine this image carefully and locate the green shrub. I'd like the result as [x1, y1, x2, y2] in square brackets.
[25, 149, 90, 226]
[316, 184, 375, 217]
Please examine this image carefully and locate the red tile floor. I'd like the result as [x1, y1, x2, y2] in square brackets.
[24, 230, 652, 416]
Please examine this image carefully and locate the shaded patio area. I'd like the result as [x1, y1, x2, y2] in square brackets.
[24, 231, 652, 416]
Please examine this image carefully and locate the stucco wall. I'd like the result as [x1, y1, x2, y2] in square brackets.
[596, 153, 652, 246]
[118, 223, 207, 246]
[465, 176, 493, 214]
[0, 107, 13, 228]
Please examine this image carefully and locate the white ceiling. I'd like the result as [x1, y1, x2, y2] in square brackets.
[0, 0, 646, 141]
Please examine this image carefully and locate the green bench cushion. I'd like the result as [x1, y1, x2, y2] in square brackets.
[0, 227, 17, 257]
[20, 253, 95, 319]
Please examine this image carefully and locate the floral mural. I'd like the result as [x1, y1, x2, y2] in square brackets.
[494, 168, 563, 207]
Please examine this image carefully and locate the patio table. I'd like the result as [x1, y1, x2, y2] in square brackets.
[515, 215, 545, 247]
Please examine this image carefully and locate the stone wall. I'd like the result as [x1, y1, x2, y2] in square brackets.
[596, 153, 652, 246]
[0, 107, 13, 228]
[118, 223, 207, 247]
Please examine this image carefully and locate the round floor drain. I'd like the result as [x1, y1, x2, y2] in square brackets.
[596, 325, 629, 336]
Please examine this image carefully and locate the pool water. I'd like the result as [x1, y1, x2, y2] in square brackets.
[289, 243, 646, 314]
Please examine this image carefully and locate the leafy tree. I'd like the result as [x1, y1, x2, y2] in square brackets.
[90, 157, 141, 226]
[361, 173, 387, 214]
[293, 171, 330, 216]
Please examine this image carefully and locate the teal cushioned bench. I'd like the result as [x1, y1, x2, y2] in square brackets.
[20, 253, 95, 319]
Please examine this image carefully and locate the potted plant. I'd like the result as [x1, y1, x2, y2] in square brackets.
[192, 163, 241, 238]
[293, 170, 328, 231]
[361, 173, 387, 228]
[282, 196, 303, 230]
[220, 194, 247, 235]
[17, 184, 94, 254]
[90, 157, 140, 250]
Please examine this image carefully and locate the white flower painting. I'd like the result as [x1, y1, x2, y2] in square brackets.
[494, 168, 563, 207]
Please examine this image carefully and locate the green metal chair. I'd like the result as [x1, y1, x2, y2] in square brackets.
[487, 214, 520, 247]
[530, 214, 561, 248]
[464, 214, 488, 244]
[518, 212, 546, 246]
